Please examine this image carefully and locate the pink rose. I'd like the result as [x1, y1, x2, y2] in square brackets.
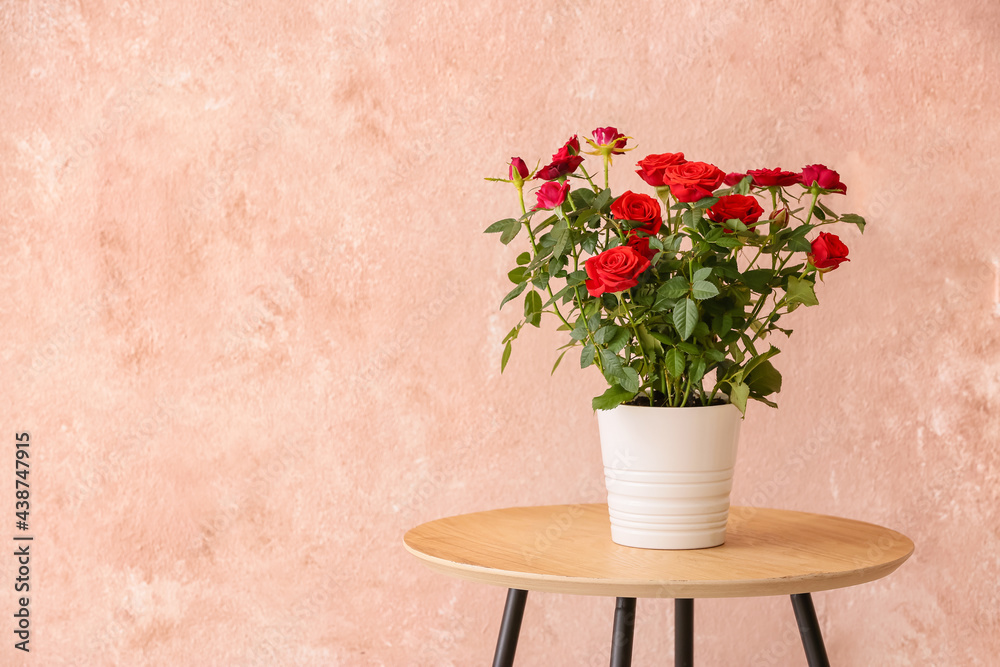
[533, 181, 570, 210]
[591, 126, 628, 154]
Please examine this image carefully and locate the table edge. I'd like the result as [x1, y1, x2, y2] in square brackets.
[403, 504, 915, 598]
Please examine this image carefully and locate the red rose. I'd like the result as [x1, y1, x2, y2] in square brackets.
[809, 232, 850, 271]
[610, 191, 662, 235]
[747, 168, 800, 187]
[591, 127, 628, 154]
[661, 161, 726, 202]
[800, 164, 847, 194]
[627, 234, 657, 260]
[635, 152, 687, 187]
[723, 172, 747, 186]
[584, 246, 651, 297]
[536, 136, 585, 181]
[707, 194, 765, 231]
[509, 157, 529, 180]
[533, 181, 570, 210]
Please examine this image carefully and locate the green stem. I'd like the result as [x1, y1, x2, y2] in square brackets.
[803, 190, 820, 226]
[577, 165, 601, 193]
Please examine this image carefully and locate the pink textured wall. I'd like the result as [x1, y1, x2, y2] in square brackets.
[2, 1, 998, 664]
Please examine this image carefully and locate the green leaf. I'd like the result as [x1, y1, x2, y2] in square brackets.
[500, 219, 522, 245]
[664, 348, 685, 378]
[502, 325, 520, 344]
[689, 358, 707, 385]
[729, 381, 750, 415]
[607, 327, 631, 353]
[785, 275, 819, 307]
[677, 341, 700, 355]
[693, 267, 713, 282]
[566, 270, 588, 287]
[594, 188, 613, 211]
[746, 359, 782, 396]
[516, 252, 531, 265]
[742, 269, 777, 292]
[673, 298, 698, 341]
[570, 188, 596, 208]
[619, 367, 640, 393]
[787, 235, 813, 253]
[523, 290, 542, 327]
[658, 276, 690, 300]
[501, 341, 512, 372]
[592, 384, 635, 411]
[551, 349, 568, 375]
[507, 267, 528, 284]
[499, 282, 527, 310]
[690, 280, 719, 300]
[580, 343, 596, 369]
[636, 324, 662, 359]
[594, 324, 621, 345]
[485, 218, 518, 234]
[712, 235, 743, 248]
[712, 313, 733, 337]
[551, 219, 570, 257]
[841, 213, 866, 233]
[598, 348, 626, 384]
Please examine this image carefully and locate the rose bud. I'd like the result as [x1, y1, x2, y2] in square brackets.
[509, 157, 529, 181]
[723, 172, 747, 186]
[768, 208, 788, 232]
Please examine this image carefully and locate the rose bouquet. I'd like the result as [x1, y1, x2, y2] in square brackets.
[485, 128, 866, 413]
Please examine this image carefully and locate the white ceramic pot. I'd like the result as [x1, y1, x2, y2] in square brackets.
[597, 403, 742, 550]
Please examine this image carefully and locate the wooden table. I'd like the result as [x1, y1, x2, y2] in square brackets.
[403, 504, 913, 666]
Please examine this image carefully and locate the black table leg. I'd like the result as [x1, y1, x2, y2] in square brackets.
[675, 598, 694, 667]
[790, 593, 830, 667]
[610, 597, 636, 667]
[492, 588, 528, 667]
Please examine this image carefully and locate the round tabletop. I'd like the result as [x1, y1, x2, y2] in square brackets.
[403, 504, 914, 598]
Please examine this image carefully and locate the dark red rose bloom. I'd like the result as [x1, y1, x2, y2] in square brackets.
[509, 157, 529, 180]
[591, 127, 628, 154]
[707, 194, 765, 231]
[747, 168, 800, 187]
[661, 161, 726, 203]
[627, 234, 657, 260]
[723, 172, 747, 186]
[809, 232, 850, 270]
[635, 152, 687, 187]
[800, 164, 847, 194]
[610, 191, 662, 235]
[584, 246, 651, 297]
[533, 181, 570, 210]
[536, 136, 585, 180]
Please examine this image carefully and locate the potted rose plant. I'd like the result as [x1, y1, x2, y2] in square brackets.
[485, 127, 866, 549]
